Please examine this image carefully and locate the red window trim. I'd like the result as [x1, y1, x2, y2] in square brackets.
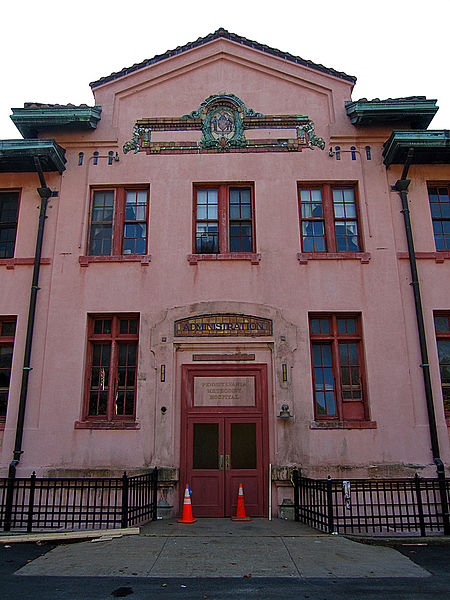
[79, 314, 139, 428]
[0, 316, 16, 427]
[433, 310, 450, 423]
[298, 182, 363, 255]
[0, 189, 21, 260]
[191, 182, 256, 256]
[427, 183, 450, 252]
[85, 185, 149, 258]
[309, 313, 370, 423]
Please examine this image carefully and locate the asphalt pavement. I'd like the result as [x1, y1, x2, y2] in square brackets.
[1, 519, 450, 599]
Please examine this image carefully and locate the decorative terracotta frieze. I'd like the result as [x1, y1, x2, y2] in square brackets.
[124, 94, 325, 155]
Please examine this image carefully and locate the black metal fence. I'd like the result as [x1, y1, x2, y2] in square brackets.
[293, 470, 450, 536]
[0, 468, 158, 532]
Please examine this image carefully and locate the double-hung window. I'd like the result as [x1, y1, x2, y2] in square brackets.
[0, 191, 19, 259]
[299, 184, 361, 253]
[88, 187, 148, 256]
[428, 185, 450, 251]
[0, 317, 16, 423]
[310, 314, 368, 422]
[83, 315, 139, 424]
[194, 184, 254, 254]
[434, 312, 450, 418]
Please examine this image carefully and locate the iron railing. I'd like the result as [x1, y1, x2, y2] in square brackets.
[293, 470, 450, 536]
[0, 468, 158, 532]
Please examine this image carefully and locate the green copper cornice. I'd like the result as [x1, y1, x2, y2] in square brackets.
[11, 106, 102, 138]
[0, 139, 66, 173]
[383, 130, 450, 166]
[346, 98, 438, 129]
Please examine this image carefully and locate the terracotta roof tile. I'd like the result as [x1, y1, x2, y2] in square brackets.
[90, 28, 356, 88]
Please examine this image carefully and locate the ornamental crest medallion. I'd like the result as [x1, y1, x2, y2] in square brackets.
[210, 109, 235, 140]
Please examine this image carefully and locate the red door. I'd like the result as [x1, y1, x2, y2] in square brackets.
[181, 365, 268, 517]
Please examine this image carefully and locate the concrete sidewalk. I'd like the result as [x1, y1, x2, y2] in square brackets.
[14, 519, 431, 579]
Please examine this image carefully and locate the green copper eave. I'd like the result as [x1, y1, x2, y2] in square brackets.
[0, 139, 66, 173]
[346, 99, 438, 129]
[10, 106, 102, 138]
[383, 130, 450, 166]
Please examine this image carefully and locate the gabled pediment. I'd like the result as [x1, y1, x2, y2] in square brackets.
[90, 28, 356, 90]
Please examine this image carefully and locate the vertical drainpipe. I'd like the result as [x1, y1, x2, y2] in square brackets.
[394, 148, 450, 534]
[3, 157, 52, 531]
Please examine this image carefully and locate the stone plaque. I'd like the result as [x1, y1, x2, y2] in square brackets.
[174, 314, 272, 337]
[194, 377, 255, 407]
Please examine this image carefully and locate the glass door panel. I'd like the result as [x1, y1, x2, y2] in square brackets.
[230, 423, 256, 469]
[193, 423, 219, 469]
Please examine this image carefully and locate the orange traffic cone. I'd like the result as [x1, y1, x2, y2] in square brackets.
[178, 484, 197, 523]
[231, 483, 251, 521]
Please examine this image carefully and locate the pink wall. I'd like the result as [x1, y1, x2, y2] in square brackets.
[1, 38, 449, 516]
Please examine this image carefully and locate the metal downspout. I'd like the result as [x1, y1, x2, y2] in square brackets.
[394, 148, 450, 534]
[3, 157, 52, 531]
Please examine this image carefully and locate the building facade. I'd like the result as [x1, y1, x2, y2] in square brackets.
[1, 29, 449, 518]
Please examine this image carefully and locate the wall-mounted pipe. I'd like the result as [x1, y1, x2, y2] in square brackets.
[3, 157, 52, 531]
[393, 148, 449, 534]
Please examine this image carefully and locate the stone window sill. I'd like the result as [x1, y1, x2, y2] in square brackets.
[397, 251, 450, 264]
[310, 420, 377, 430]
[74, 420, 140, 430]
[79, 255, 151, 267]
[188, 253, 261, 265]
[298, 252, 371, 264]
[0, 258, 51, 269]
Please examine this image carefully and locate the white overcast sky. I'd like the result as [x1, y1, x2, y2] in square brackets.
[1, 0, 449, 138]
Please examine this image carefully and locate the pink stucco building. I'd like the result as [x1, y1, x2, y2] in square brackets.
[1, 29, 449, 520]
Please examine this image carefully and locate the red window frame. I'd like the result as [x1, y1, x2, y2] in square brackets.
[82, 314, 139, 424]
[428, 184, 450, 251]
[309, 313, 369, 422]
[0, 190, 20, 259]
[192, 183, 255, 254]
[87, 186, 149, 256]
[434, 311, 450, 419]
[298, 183, 362, 253]
[0, 317, 16, 424]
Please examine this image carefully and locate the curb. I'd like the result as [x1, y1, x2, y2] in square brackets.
[345, 535, 450, 547]
[0, 527, 140, 544]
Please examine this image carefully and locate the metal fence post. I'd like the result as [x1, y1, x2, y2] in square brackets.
[152, 467, 158, 521]
[26, 472, 36, 533]
[3, 463, 17, 531]
[292, 468, 299, 522]
[413, 473, 426, 537]
[326, 475, 334, 534]
[121, 472, 129, 529]
[436, 463, 450, 535]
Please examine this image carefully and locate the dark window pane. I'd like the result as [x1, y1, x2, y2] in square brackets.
[0, 346, 13, 369]
[1, 322, 15, 337]
[193, 423, 219, 469]
[0, 391, 8, 417]
[311, 319, 321, 334]
[437, 340, 450, 364]
[435, 316, 450, 332]
[231, 423, 256, 469]
[0, 192, 19, 258]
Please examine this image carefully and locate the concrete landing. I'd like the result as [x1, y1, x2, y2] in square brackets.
[15, 519, 430, 579]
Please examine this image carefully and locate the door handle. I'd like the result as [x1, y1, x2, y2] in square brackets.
[219, 454, 224, 470]
[225, 454, 230, 470]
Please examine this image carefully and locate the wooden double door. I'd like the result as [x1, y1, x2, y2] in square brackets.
[180, 364, 268, 518]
